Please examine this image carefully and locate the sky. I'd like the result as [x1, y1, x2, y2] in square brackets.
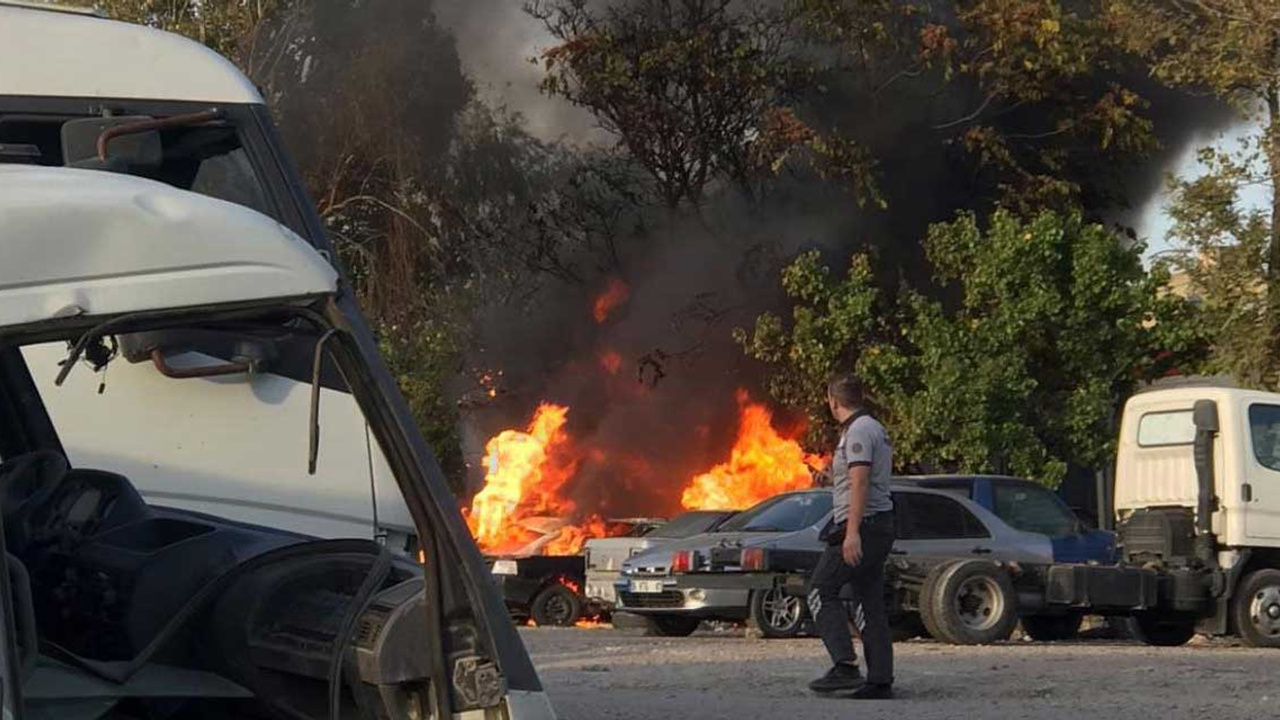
[1133, 119, 1272, 265]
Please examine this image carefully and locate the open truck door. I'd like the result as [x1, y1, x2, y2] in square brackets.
[0, 5, 554, 716]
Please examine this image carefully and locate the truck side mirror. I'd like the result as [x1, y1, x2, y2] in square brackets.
[1193, 399, 1220, 433]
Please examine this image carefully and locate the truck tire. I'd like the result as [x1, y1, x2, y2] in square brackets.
[530, 584, 582, 627]
[749, 588, 806, 638]
[1021, 613, 1084, 642]
[649, 614, 701, 637]
[920, 560, 1018, 645]
[890, 613, 928, 642]
[1232, 568, 1280, 648]
[1130, 611, 1197, 647]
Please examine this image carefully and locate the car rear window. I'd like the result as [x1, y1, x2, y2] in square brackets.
[715, 494, 831, 533]
[895, 492, 988, 539]
[650, 512, 732, 539]
[990, 483, 1078, 537]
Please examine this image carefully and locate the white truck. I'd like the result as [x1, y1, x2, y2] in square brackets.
[0, 2, 554, 718]
[909, 382, 1280, 647]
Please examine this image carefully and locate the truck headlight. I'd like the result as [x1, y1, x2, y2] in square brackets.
[490, 560, 518, 576]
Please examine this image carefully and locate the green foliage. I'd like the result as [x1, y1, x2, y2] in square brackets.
[1109, 1, 1280, 389]
[741, 210, 1208, 487]
[1164, 145, 1277, 388]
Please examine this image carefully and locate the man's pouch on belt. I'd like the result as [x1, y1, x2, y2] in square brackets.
[819, 521, 846, 546]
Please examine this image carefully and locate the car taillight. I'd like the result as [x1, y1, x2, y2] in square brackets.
[741, 547, 767, 571]
[671, 550, 694, 573]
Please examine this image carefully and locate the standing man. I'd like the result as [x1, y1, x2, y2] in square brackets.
[807, 373, 895, 699]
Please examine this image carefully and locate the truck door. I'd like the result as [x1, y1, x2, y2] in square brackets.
[1243, 403, 1280, 541]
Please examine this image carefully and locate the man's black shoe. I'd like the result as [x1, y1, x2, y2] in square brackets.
[848, 682, 894, 700]
[808, 663, 862, 693]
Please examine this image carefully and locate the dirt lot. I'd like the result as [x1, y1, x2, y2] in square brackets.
[521, 625, 1277, 720]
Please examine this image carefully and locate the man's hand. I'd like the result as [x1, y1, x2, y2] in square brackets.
[842, 530, 862, 567]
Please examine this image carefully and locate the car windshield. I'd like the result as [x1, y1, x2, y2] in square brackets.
[715, 493, 831, 533]
[650, 511, 733, 539]
[990, 482, 1079, 537]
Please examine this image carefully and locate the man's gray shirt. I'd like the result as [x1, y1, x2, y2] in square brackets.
[831, 412, 894, 524]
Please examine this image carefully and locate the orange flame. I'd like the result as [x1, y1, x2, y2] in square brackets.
[680, 390, 820, 511]
[599, 349, 623, 375]
[465, 404, 609, 556]
[593, 278, 630, 323]
[574, 619, 611, 629]
[466, 404, 576, 552]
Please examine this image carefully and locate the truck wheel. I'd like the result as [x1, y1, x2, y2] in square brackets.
[1130, 611, 1197, 647]
[920, 560, 1018, 645]
[749, 588, 805, 638]
[649, 614, 701, 637]
[1232, 568, 1280, 648]
[530, 584, 582, 627]
[890, 613, 928, 642]
[1021, 613, 1084, 642]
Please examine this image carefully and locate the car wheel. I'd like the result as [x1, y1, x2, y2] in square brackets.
[649, 614, 701, 637]
[749, 587, 805, 638]
[1233, 569, 1280, 648]
[1130, 611, 1197, 647]
[920, 560, 1018, 645]
[1021, 613, 1084, 642]
[530, 583, 582, 627]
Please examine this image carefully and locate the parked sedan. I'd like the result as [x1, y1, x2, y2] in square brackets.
[616, 477, 1113, 638]
[584, 510, 736, 611]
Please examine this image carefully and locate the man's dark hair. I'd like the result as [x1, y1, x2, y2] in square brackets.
[826, 372, 864, 410]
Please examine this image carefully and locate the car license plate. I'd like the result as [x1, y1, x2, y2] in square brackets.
[630, 579, 664, 593]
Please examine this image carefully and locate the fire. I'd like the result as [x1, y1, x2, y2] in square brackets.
[466, 404, 609, 556]
[680, 390, 821, 511]
[574, 619, 611, 629]
[599, 349, 623, 375]
[593, 277, 630, 323]
[545, 515, 610, 555]
[466, 404, 577, 552]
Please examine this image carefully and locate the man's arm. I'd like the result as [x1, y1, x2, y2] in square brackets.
[842, 464, 870, 565]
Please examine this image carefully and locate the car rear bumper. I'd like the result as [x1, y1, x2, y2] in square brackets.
[614, 577, 750, 617]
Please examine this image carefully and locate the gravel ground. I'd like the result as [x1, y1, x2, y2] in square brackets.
[521, 626, 1278, 720]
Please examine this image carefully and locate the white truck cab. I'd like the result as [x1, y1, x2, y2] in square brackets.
[1043, 382, 1280, 647]
[0, 3, 553, 718]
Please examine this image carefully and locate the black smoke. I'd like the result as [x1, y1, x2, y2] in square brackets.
[433, 1, 1230, 518]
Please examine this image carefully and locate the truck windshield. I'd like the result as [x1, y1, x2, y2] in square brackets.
[0, 107, 274, 224]
[991, 482, 1079, 537]
[715, 493, 832, 533]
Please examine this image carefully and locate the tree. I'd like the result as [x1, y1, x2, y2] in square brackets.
[806, 0, 1159, 212]
[1109, 0, 1280, 387]
[526, 0, 881, 208]
[739, 209, 1207, 486]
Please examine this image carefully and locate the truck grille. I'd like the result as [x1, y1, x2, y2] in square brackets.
[619, 591, 685, 609]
